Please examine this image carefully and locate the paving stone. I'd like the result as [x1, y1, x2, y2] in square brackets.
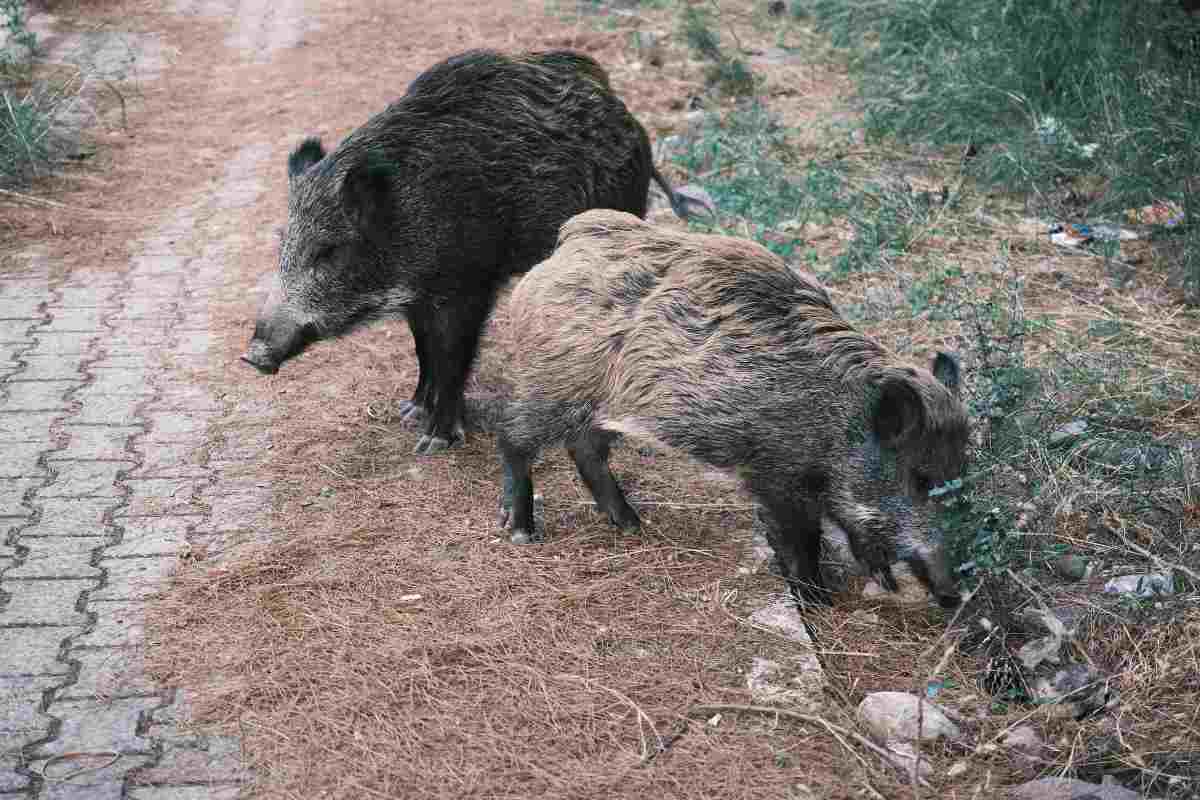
[0, 441, 48, 478]
[90, 558, 177, 601]
[28, 332, 98, 357]
[53, 288, 119, 308]
[0, 754, 31, 792]
[70, 389, 143, 427]
[174, 331, 213, 356]
[60, 648, 158, 700]
[133, 736, 245, 785]
[4, 538, 108, 579]
[0, 413, 58, 444]
[2, 355, 83, 382]
[0, 675, 60, 736]
[0, 320, 37, 342]
[51, 426, 142, 462]
[116, 479, 202, 518]
[35, 696, 157, 756]
[153, 384, 221, 414]
[128, 785, 241, 800]
[0, 627, 76, 675]
[41, 308, 106, 331]
[0, 479, 41, 517]
[1, 381, 82, 411]
[142, 412, 209, 443]
[20, 499, 115, 538]
[107, 518, 191, 558]
[130, 441, 207, 477]
[118, 295, 179, 318]
[85, 369, 154, 397]
[42, 462, 131, 499]
[31, 754, 151, 800]
[0, 579, 95, 625]
[0, 293, 44, 317]
[72, 602, 142, 648]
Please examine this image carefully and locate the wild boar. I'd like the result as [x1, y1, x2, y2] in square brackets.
[497, 210, 968, 608]
[243, 49, 702, 454]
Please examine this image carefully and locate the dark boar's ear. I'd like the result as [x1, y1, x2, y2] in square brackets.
[870, 378, 927, 448]
[932, 351, 961, 395]
[288, 137, 326, 179]
[341, 156, 394, 235]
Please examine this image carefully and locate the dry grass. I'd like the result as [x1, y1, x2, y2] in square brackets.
[131, 0, 1200, 798]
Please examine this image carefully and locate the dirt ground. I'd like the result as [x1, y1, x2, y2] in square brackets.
[8, 0, 1186, 798]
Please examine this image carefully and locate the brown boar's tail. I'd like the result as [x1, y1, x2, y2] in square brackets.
[652, 166, 717, 222]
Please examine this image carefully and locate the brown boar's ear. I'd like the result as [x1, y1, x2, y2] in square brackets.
[870, 378, 927, 448]
[932, 351, 961, 395]
[287, 137, 326, 180]
[341, 157, 394, 235]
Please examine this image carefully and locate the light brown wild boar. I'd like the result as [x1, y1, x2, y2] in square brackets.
[497, 210, 969, 608]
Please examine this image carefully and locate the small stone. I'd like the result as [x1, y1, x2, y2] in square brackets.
[1052, 555, 1088, 581]
[946, 760, 970, 778]
[1001, 725, 1045, 758]
[1103, 572, 1174, 598]
[856, 691, 962, 743]
[399, 593, 421, 602]
[1008, 777, 1139, 800]
[766, 0, 786, 16]
[1049, 420, 1088, 445]
[707, 713, 722, 727]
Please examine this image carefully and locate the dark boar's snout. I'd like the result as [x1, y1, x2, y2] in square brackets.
[240, 314, 314, 375]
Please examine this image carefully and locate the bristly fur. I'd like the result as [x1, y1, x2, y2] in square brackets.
[250, 50, 693, 453]
[498, 210, 969, 609]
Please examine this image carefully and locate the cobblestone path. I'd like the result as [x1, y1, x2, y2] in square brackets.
[0, 148, 273, 797]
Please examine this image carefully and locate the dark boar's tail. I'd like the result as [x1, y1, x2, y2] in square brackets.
[652, 166, 717, 222]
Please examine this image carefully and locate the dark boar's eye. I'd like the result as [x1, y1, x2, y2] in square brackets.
[913, 472, 933, 496]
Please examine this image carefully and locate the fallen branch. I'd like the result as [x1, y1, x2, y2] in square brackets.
[687, 703, 932, 788]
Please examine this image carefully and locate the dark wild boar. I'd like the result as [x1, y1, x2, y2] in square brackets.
[242, 49, 704, 454]
[497, 210, 969, 609]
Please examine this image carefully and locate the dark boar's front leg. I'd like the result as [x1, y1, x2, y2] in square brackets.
[411, 292, 493, 455]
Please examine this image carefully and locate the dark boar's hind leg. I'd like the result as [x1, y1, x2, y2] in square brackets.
[413, 292, 494, 456]
[566, 429, 641, 533]
[398, 308, 434, 425]
[755, 492, 832, 608]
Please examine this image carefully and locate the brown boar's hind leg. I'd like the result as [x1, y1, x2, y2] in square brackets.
[499, 435, 537, 545]
[756, 493, 832, 608]
[567, 429, 641, 533]
[413, 293, 493, 456]
[398, 307, 433, 425]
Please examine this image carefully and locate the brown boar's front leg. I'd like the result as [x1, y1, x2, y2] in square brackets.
[566, 429, 641, 533]
[825, 498, 900, 592]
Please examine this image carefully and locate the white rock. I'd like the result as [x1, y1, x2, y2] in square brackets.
[1001, 725, 1045, 758]
[1008, 777, 1139, 800]
[1103, 572, 1174, 598]
[856, 691, 962, 743]
[946, 760, 970, 778]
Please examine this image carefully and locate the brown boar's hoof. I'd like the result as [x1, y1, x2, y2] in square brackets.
[934, 591, 962, 610]
[790, 582, 834, 609]
[607, 505, 641, 534]
[412, 433, 464, 456]
[397, 400, 428, 425]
